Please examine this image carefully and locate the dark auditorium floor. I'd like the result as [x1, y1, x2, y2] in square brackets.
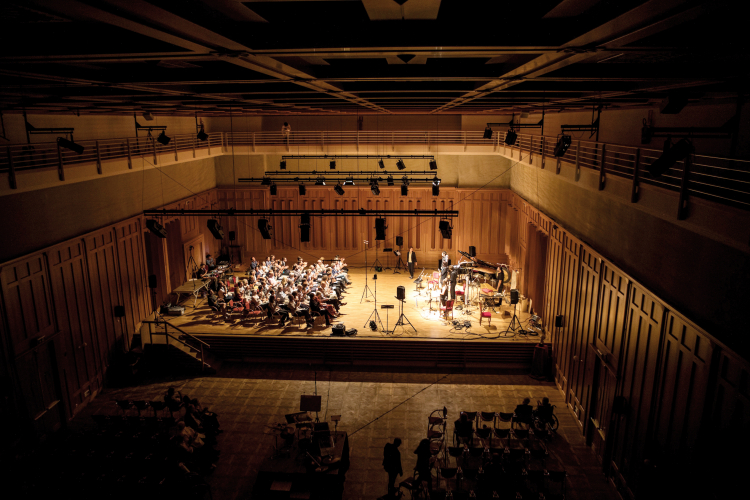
[77, 363, 619, 500]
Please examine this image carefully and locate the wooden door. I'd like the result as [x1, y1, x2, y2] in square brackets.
[588, 347, 617, 467]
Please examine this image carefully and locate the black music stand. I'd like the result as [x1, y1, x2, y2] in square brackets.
[394, 248, 406, 274]
[393, 296, 416, 334]
[383, 248, 392, 270]
[381, 304, 394, 332]
[364, 273, 384, 331]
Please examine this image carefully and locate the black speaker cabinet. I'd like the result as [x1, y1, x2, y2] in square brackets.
[555, 315, 564, 328]
[469, 246, 476, 257]
[395, 236, 403, 246]
[114, 305, 125, 318]
[396, 286, 405, 300]
[300, 395, 322, 412]
[148, 274, 158, 289]
[510, 289, 519, 304]
[207, 219, 224, 240]
[229, 231, 236, 241]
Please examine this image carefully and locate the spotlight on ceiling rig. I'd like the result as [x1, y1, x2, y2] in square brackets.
[280, 160, 286, 170]
[387, 175, 394, 186]
[157, 131, 171, 145]
[484, 126, 493, 139]
[146, 219, 167, 238]
[207, 219, 224, 240]
[432, 177, 440, 196]
[439, 220, 452, 239]
[258, 219, 272, 239]
[315, 176, 326, 186]
[375, 218, 387, 240]
[270, 183, 277, 196]
[378, 159, 385, 169]
[344, 176, 355, 186]
[648, 138, 693, 178]
[370, 179, 380, 196]
[553, 135, 572, 157]
[261, 177, 271, 186]
[504, 130, 517, 146]
[298, 183, 306, 195]
[429, 159, 437, 170]
[334, 183, 345, 196]
[197, 126, 208, 142]
[396, 159, 406, 170]
[57, 137, 84, 155]
[299, 213, 311, 242]
[330, 160, 336, 169]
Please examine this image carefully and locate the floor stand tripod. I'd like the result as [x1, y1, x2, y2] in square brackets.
[394, 248, 406, 274]
[360, 240, 374, 303]
[383, 248, 392, 270]
[364, 275, 384, 331]
[393, 297, 416, 334]
[500, 300, 522, 337]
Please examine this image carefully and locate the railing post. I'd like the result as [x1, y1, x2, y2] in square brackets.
[201, 345, 204, 372]
[174, 136, 178, 161]
[95, 140, 102, 174]
[356, 130, 359, 152]
[677, 154, 691, 220]
[631, 148, 640, 203]
[152, 137, 157, 164]
[427, 131, 430, 152]
[192, 135, 196, 158]
[252, 132, 256, 152]
[126, 138, 132, 168]
[574, 140, 580, 175]
[541, 137, 545, 169]
[7, 147, 17, 189]
[392, 132, 394, 152]
[55, 141, 66, 181]
[598, 143, 606, 190]
[529, 136, 533, 164]
[463, 131, 467, 152]
[208, 135, 212, 155]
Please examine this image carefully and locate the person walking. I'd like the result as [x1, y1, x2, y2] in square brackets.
[407, 247, 417, 279]
[383, 437, 403, 497]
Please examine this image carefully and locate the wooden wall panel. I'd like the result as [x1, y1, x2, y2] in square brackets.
[711, 349, 750, 430]
[299, 189, 330, 252]
[507, 207, 519, 268]
[84, 228, 122, 364]
[597, 262, 629, 371]
[115, 218, 149, 347]
[553, 235, 581, 395]
[455, 189, 508, 265]
[543, 226, 564, 340]
[47, 239, 102, 418]
[165, 219, 185, 291]
[569, 247, 602, 430]
[652, 311, 714, 454]
[610, 284, 665, 489]
[0, 254, 55, 356]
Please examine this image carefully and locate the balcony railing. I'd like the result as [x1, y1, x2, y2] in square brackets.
[2, 130, 749, 214]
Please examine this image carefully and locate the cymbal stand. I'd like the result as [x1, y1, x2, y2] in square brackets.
[393, 297, 416, 334]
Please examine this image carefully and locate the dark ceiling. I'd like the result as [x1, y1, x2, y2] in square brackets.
[0, 0, 747, 116]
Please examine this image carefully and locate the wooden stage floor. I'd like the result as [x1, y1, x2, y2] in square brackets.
[167, 267, 540, 344]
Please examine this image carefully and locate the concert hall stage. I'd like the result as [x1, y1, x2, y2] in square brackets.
[164, 268, 547, 368]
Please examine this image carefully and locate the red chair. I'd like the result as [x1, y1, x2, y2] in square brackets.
[428, 271, 440, 290]
[243, 302, 264, 326]
[440, 299, 454, 320]
[454, 286, 465, 305]
[479, 301, 492, 325]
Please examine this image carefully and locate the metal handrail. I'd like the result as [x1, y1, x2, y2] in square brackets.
[3, 129, 749, 213]
[142, 318, 210, 372]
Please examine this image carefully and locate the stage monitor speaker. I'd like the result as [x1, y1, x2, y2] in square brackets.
[148, 274, 158, 289]
[510, 289, 519, 304]
[395, 236, 403, 246]
[396, 286, 405, 300]
[207, 219, 224, 240]
[146, 219, 167, 238]
[300, 395, 322, 412]
[555, 315, 564, 328]
[114, 305, 125, 318]
[229, 231, 236, 241]
[469, 246, 476, 257]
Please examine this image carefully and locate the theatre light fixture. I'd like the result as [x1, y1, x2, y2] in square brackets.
[334, 183, 345, 195]
[298, 183, 306, 195]
[429, 159, 438, 170]
[396, 159, 406, 170]
[258, 219, 272, 239]
[554, 135, 572, 157]
[330, 160, 336, 169]
[387, 175, 394, 186]
[343, 176, 355, 186]
[157, 131, 171, 145]
[261, 177, 271, 185]
[315, 176, 326, 185]
[280, 160, 286, 170]
[270, 183, 277, 195]
[484, 126, 493, 139]
[197, 126, 208, 142]
[370, 179, 380, 195]
[378, 159, 385, 169]
[439, 219, 452, 239]
[648, 138, 693, 178]
[57, 137, 85, 155]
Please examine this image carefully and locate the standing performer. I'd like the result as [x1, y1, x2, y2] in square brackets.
[449, 265, 459, 300]
[440, 251, 451, 280]
[407, 247, 417, 279]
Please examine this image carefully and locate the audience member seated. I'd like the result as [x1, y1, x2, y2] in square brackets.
[514, 397, 534, 427]
[454, 413, 474, 446]
[534, 397, 554, 423]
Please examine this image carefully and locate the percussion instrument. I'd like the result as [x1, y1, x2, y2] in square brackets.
[474, 266, 497, 275]
[490, 278, 499, 289]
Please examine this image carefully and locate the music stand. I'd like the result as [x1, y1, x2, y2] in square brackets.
[394, 248, 406, 274]
[364, 273, 384, 331]
[300, 394, 322, 423]
[381, 304, 394, 332]
[392, 295, 416, 334]
[361, 240, 374, 303]
[383, 248, 392, 270]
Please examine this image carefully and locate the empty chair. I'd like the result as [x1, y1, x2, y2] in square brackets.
[479, 302, 492, 325]
[115, 400, 132, 416]
[131, 400, 149, 416]
[148, 400, 167, 418]
[440, 467, 459, 493]
[545, 470, 567, 500]
[428, 271, 440, 290]
[447, 446, 465, 466]
[440, 299, 454, 320]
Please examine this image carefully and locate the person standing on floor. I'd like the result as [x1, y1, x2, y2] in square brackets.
[407, 247, 417, 279]
[413, 438, 433, 493]
[383, 437, 403, 497]
[281, 121, 291, 141]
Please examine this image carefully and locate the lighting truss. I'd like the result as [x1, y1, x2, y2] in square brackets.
[144, 209, 459, 218]
[239, 172, 439, 185]
[280, 154, 435, 161]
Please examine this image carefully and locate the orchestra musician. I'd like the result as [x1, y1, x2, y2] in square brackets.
[449, 265, 459, 300]
[439, 251, 451, 280]
[407, 247, 417, 279]
[439, 278, 449, 307]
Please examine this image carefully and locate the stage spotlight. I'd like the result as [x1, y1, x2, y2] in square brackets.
[375, 218, 387, 240]
[334, 184, 345, 195]
[258, 219, 272, 239]
[553, 135, 572, 157]
[387, 175, 394, 186]
[270, 184, 277, 195]
[207, 219, 224, 240]
[396, 159, 406, 170]
[504, 130, 517, 145]
[439, 220, 452, 239]
[197, 126, 208, 142]
[344, 176, 355, 186]
[378, 159, 385, 169]
[401, 185, 408, 196]
[330, 160, 336, 169]
[484, 126, 493, 139]
[261, 177, 271, 185]
[648, 138, 693, 178]
[146, 219, 167, 238]
[57, 137, 84, 155]
[315, 176, 326, 185]
[429, 159, 437, 170]
[157, 131, 171, 145]
[142, 112, 154, 121]
[432, 185, 439, 196]
[280, 160, 286, 170]
[370, 179, 380, 195]
[298, 183, 306, 195]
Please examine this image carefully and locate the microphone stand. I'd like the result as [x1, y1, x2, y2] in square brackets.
[360, 240, 373, 303]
